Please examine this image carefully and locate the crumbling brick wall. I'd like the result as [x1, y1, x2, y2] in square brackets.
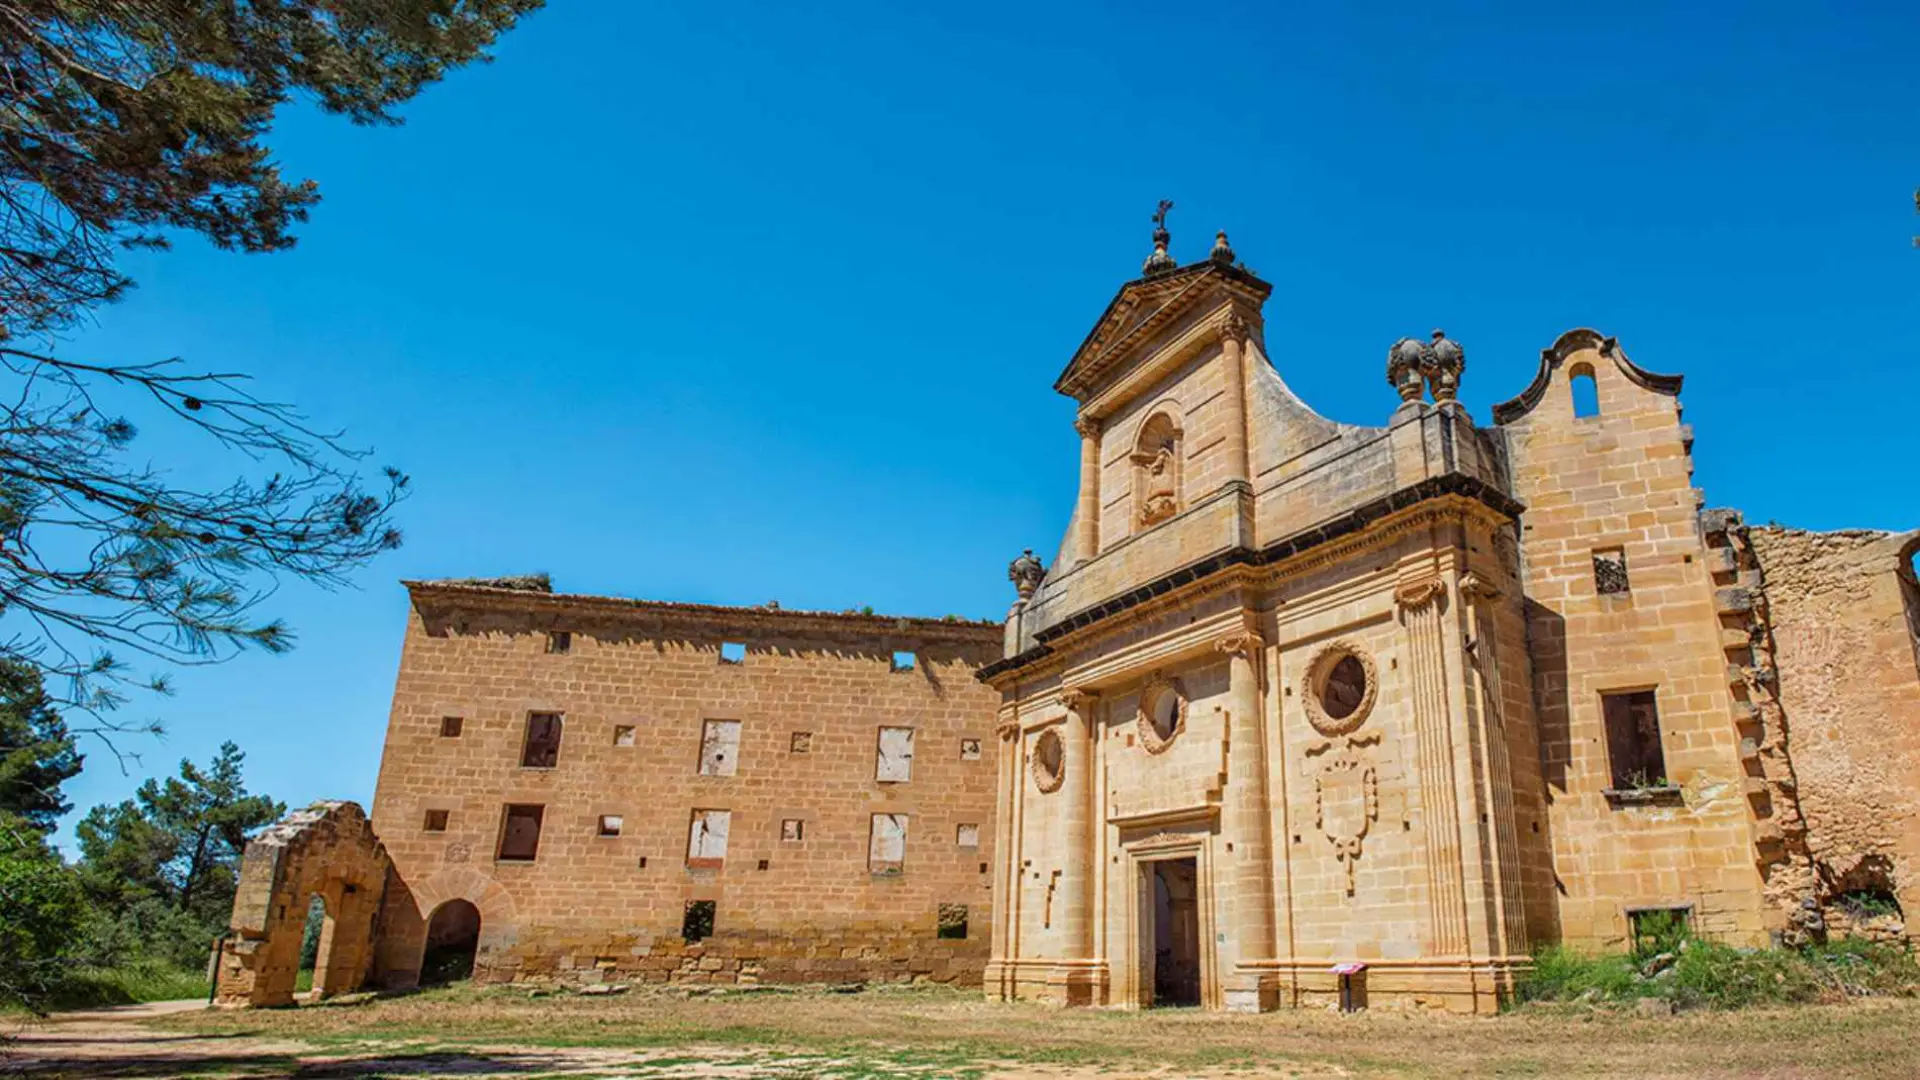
[215, 801, 391, 1007]
[1747, 525, 1920, 942]
[367, 581, 1003, 991]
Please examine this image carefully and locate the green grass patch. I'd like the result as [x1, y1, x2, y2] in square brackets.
[24, 963, 211, 1011]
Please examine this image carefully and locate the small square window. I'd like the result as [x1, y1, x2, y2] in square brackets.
[682, 899, 715, 942]
[597, 814, 623, 837]
[937, 903, 968, 940]
[546, 630, 572, 654]
[956, 823, 980, 848]
[1593, 548, 1630, 595]
[960, 738, 981, 761]
[790, 731, 812, 754]
[498, 803, 545, 861]
[521, 712, 563, 768]
[719, 641, 746, 665]
[891, 650, 917, 673]
[439, 716, 464, 738]
[699, 719, 742, 776]
[612, 725, 636, 747]
[781, 818, 805, 842]
[424, 809, 450, 832]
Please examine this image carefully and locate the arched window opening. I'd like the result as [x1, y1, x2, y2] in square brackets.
[1131, 412, 1183, 528]
[1570, 364, 1600, 418]
[422, 899, 482, 985]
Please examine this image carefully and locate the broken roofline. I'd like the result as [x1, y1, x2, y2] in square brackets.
[401, 579, 1004, 641]
[976, 473, 1525, 682]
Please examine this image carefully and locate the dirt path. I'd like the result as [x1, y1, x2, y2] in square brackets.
[1, 1000, 1327, 1079]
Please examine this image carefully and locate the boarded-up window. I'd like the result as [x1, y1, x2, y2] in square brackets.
[876, 726, 915, 783]
[521, 713, 563, 768]
[869, 812, 908, 873]
[687, 809, 731, 868]
[956, 823, 980, 848]
[1602, 690, 1668, 790]
[699, 719, 741, 776]
[497, 804, 544, 861]
[790, 731, 812, 754]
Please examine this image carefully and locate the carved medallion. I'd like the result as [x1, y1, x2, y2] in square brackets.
[444, 841, 473, 864]
[1302, 642, 1378, 737]
[1031, 728, 1065, 794]
[1135, 673, 1187, 755]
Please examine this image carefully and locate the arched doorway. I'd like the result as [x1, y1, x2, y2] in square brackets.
[421, 899, 481, 985]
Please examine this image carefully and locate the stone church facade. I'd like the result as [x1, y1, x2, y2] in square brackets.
[215, 223, 1917, 1013]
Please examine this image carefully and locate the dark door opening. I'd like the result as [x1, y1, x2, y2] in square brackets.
[1151, 857, 1201, 1007]
[421, 899, 481, 985]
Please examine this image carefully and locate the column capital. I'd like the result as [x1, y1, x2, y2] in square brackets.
[1073, 416, 1100, 439]
[1059, 687, 1099, 713]
[1218, 309, 1251, 345]
[995, 716, 1022, 742]
[1394, 576, 1446, 610]
[1459, 571, 1501, 601]
[1215, 629, 1264, 658]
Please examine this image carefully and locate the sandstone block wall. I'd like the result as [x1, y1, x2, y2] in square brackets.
[367, 582, 1004, 990]
[1747, 526, 1920, 940]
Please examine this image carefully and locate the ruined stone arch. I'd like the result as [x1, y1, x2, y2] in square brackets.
[215, 801, 390, 1007]
[371, 864, 521, 990]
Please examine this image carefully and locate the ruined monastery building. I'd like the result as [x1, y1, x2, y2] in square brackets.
[214, 220, 1920, 1014]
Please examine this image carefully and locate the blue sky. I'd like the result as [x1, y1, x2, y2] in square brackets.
[44, 1, 1919, 841]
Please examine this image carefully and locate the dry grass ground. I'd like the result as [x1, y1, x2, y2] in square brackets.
[6, 984, 1919, 1078]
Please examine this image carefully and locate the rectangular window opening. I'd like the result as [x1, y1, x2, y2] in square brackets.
[546, 630, 571, 654]
[597, 814, 623, 838]
[687, 808, 731, 868]
[682, 899, 716, 943]
[521, 712, 563, 768]
[1628, 906, 1694, 956]
[719, 641, 746, 665]
[497, 803, 545, 862]
[699, 719, 742, 776]
[439, 716, 464, 738]
[781, 818, 805, 842]
[612, 724, 636, 747]
[1593, 547, 1630, 595]
[869, 812, 908, 874]
[424, 808, 449, 832]
[891, 650, 917, 673]
[960, 737, 982, 761]
[956, 823, 980, 848]
[937, 903, 968, 940]
[875, 726, 915, 783]
[1603, 690, 1668, 791]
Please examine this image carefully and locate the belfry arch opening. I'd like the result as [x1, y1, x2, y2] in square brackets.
[1570, 363, 1600, 418]
[422, 899, 481, 985]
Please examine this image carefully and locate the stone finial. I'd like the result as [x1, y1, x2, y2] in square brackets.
[1385, 330, 1466, 406]
[1210, 229, 1235, 266]
[1142, 199, 1177, 277]
[1426, 329, 1465, 403]
[1008, 548, 1045, 600]
[1387, 337, 1429, 404]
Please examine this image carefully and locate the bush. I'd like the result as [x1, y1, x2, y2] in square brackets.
[0, 831, 88, 1011]
[1518, 934, 1920, 1011]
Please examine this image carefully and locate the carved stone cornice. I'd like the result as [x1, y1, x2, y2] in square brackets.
[1394, 576, 1446, 610]
[1459, 571, 1501, 601]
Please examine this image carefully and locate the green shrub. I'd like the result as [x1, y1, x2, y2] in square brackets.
[1518, 934, 1920, 1011]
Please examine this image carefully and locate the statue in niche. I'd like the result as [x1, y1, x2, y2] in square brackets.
[1132, 412, 1182, 528]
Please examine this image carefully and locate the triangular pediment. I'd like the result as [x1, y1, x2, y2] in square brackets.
[1054, 261, 1271, 401]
